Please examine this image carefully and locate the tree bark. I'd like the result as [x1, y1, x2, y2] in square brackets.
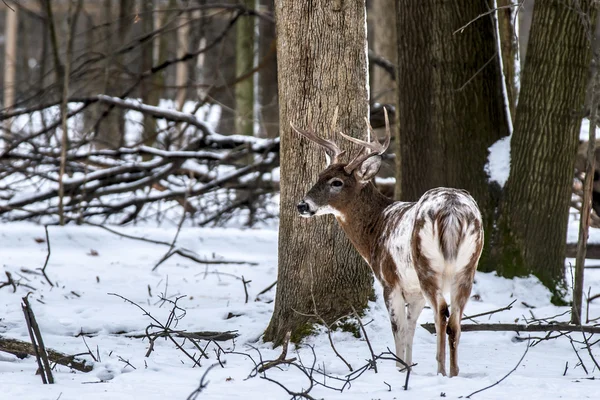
[395, 1, 510, 260]
[264, 0, 373, 345]
[89, 0, 130, 150]
[497, 0, 519, 120]
[257, 0, 278, 138]
[235, 0, 255, 136]
[4, 6, 18, 133]
[175, 11, 190, 109]
[371, 0, 397, 106]
[490, 1, 597, 302]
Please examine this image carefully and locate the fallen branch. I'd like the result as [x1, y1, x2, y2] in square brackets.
[121, 330, 239, 342]
[421, 323, 600, 334]
[22, 295, 54, 383]
[0, 336, 93, 373]
[153, 248, 258, 270]
[255, 280, 277, 301]
[257, 331, 296, 373]
[462, 300, 516, 322]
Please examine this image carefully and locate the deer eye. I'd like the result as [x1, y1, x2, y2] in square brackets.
[330, 179, 343, 188]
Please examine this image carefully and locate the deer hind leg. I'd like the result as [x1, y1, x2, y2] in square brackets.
[448, 268, 475, 377]
[405, 295, 426, 368]
[384, 287, 408, 369]
[422, 288, 448, 376]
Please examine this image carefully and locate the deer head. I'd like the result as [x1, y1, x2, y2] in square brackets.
[294, 108, 390, 218]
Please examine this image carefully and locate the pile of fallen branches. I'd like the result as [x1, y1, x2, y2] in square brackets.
[0, 97, 279, 226]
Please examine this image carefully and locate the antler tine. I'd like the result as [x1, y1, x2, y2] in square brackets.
[342, 107, 391, 173]
[290, 122, 344, 164]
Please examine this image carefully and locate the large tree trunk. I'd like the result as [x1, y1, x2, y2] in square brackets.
[490, 1, 597, 302]
[395, 1, 510, 261]
[264, 0, 373, 345]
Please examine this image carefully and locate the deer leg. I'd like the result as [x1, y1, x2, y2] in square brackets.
[448, 268, 475, 377]
[423, 290, 448, 376]
[405, 295, 426, 368]
[384, 287, 408, 369]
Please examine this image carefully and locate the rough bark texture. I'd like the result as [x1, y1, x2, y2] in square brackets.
[395, 1, 510, 262]
[264, 0, 373, 345]
[491, 1, 597, 302]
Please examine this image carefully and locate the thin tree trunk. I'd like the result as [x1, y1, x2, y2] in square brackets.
[572, 16, 600, 325]
[58, 0, 80, 226]
[235, 0, 255, 135]
[3, 6, 18, 133]
[140, 0, 159, 147]
[257, 0, 278, 138]
[491, 1, 597, 302]
[175, 11, 190, 109]
[264, 0, 373, 345]
[90, 0, 131, 149]
[371, 0, 396, 105]
[395, 0, 510, 262]
[497, 0, 519, 119]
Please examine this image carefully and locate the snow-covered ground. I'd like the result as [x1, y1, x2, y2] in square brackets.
[1, 223, 599, 399]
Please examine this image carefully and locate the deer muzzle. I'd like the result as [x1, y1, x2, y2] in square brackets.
[297, 200, 315, 217]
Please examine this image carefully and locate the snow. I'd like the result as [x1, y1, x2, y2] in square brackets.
[1, 223, 599, 399]
[486, 136, 511, 187]
[486, 115, 595, 189]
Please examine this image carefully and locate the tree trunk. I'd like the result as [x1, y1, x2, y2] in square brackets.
[235, 0, 255, 136]
[89, 0, 129, 150]
[140, 0, 160, 147]
[395, 1, 510, 261]
[257, 0, 278, 138]
[490, 1, 597, 302]
[175, 11, 190, 110]
[264, 0, 373, 345]
[371, 0, 396, 105]
[203, 1, 237, 135]
[3, 6, 18, 133]
[497, 0, 519, 120]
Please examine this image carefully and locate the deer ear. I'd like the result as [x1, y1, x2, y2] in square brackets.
[354, 156, 382, 182]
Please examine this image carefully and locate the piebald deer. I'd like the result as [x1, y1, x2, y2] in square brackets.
[293, 109, 483, 377]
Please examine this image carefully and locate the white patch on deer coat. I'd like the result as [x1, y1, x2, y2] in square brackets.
[381, 202, 422, 295]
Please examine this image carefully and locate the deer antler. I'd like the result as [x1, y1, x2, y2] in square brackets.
[342, 107, 391, 173]
[290, 107, 345, 165]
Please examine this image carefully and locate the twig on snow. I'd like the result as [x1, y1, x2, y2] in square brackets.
[466, 338, 530, 398]
[38, 225, 54, 287]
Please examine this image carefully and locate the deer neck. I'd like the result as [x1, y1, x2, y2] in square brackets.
[335, 182, 392, 264]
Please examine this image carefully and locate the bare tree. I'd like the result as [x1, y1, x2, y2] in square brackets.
[490, 1, 598, 302]
[3, 5, 18, 133]
[264, 0, 373, 345]
[235, 0, 255, 136]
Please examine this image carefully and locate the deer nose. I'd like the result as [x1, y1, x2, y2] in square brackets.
[297, 201, 309, 215]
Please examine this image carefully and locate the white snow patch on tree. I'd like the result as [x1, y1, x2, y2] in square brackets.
[486, 135, 511, 187]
